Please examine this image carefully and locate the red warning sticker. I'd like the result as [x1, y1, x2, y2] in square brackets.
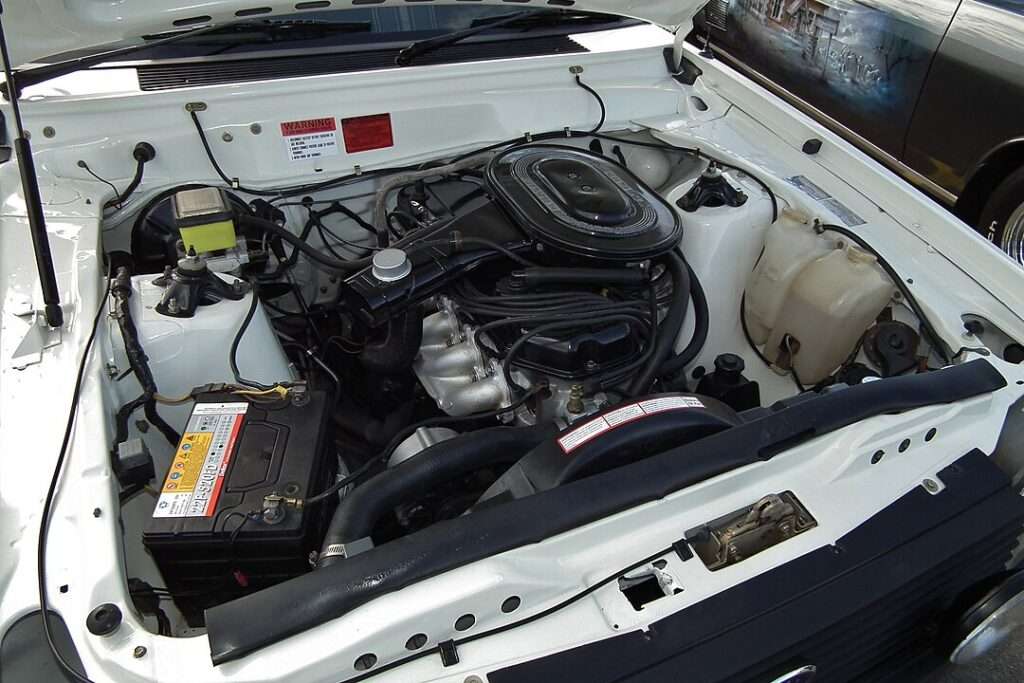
[557, 396, 705, 454]
[280, 117, 339, 162]
[342, 113, 394, 153]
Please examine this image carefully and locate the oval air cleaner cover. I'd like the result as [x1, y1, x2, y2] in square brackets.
[485, 145, 682, 261]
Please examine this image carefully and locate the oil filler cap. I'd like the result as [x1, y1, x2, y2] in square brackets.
[372, 248, 411, 282]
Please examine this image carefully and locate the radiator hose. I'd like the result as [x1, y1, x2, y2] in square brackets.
[317, 423, 555, 568]
[628, 251, 691, 395]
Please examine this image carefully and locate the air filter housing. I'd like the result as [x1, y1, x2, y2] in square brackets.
[486, 145, 682, 261]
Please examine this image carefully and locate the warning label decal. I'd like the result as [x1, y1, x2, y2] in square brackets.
[281, 116, 339, 162]
[152, 402, 248, 518]
[557, 396, 705, 454]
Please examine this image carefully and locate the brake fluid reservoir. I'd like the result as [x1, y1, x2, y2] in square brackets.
[764, 246, 895, 385]
[743, 210, 830, 345]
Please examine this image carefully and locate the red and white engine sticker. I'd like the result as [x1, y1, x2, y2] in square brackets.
[557, 396, 705, 454]
[152, 402, 248, 518]
[281, 117, 340, 162]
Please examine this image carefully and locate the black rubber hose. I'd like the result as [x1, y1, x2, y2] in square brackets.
[238, 215, 378, 273]
[628, 252, 690, 395]
[660, 259, 709, 376]
[511, 267, 648, 289]
[318, 424, 555, 568]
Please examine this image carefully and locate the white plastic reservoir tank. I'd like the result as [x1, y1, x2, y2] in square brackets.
[745, 219, 895, 385]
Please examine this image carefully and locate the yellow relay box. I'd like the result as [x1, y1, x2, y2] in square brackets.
[172, 187, 237, 254]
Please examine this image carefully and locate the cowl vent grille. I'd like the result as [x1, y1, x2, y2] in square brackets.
[134, 37, 586, 91]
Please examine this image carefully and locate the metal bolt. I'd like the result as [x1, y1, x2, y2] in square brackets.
[43, 126, 56, 138]
[222, 131, 234, 143]
[105, 363, 119, 378]
[566, 385, 585, 415]
[133, 646, 147, 659]
[92, 508, 102, 518]
[569, 65, 584, 74]
[923, 479, 940, 493]
[465, 676, 484, 683]
[249, 122, 262, 135]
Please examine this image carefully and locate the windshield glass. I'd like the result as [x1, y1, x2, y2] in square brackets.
[40, 7, 631, 64]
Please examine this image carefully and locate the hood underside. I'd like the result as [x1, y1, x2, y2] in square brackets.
[4, 0, 697, 69]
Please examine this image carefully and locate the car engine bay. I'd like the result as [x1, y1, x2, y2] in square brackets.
[88, 118, 999, 648]
[2, 6, 1022, 677]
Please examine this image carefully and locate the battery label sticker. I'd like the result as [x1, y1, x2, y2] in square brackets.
[152, 402, 248, 518]
[557, 396, 705, 454]
[281, 117, 339, 162]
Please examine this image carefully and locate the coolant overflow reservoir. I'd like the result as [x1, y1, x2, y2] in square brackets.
[747, 235, 894, 385]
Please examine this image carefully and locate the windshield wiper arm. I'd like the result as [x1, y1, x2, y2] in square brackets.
[396, 11, 534, 66]
[395, 10, 611, 67]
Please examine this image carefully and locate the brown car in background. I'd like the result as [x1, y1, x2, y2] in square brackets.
[694, 0, 1024, 265]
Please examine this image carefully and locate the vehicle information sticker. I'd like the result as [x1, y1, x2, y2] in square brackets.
[152, 402, 248, 518]
[787, 175, 866, 227]
[787, 175, 831, 201]
[820, 197, 866, 227]
[281, 117, 339, 162]
[557, 396, 705, 454]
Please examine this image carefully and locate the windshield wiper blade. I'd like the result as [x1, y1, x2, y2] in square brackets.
[395, 10, 608, 67]
[145, 19, 372, 45]
[1, 19, 254, 95]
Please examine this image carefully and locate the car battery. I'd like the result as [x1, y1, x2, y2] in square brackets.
[143, 391, 334, 626]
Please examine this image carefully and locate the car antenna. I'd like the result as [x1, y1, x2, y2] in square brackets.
[0, 3, 64, 328]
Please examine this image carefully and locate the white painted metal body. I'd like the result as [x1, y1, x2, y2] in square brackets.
[0, 7, 1022, 683]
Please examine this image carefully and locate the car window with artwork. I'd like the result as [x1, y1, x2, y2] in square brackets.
[695, 0, 959, 158]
